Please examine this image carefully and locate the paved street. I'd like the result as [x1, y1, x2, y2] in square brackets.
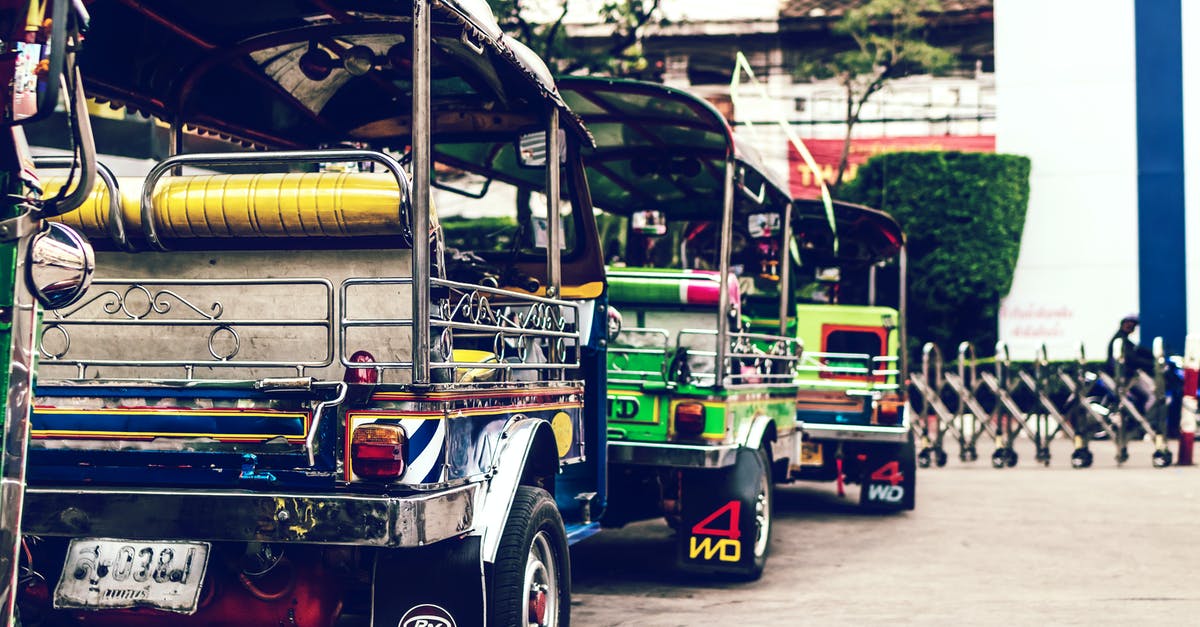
[571, 438, 1200, 626]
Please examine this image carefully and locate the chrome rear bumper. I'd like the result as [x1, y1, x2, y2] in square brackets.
[608, 441, 738, 468]
[803, 423, 910, 443]
[22, 483, 477, 548]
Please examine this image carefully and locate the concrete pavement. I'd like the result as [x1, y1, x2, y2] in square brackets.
[571, 438, 1200, 626]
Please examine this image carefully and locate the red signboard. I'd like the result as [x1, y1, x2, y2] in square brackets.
[788, 135, 995, 198]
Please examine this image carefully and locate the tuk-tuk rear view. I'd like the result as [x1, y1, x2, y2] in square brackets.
[16, 2, 608, 625]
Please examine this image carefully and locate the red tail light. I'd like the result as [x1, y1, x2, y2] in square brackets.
[344, 350, 379, 384]
[674, 402, 706, 437]
[351, 424, 407, 479]
[876, 400, 904, 426]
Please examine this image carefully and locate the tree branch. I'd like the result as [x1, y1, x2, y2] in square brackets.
[543, 0, 571, 57]
[562, 0, 660, 74]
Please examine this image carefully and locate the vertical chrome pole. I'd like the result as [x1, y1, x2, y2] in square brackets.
[0, 226, 35, 627]
[170, 118, 183, 157]
[898, 245, 908, 385]
[777, 201, 792, 337]
[545, 111, 562, 370]
[411, 0, 431, 384]
[868, 264, 877, 306]
[715, 158, 736, 387]
[545, 109, 561, 298]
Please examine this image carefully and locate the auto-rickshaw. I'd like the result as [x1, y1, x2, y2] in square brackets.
[13, 2, 607, 625]
[560, 77, 802, 579]
[783, 197, 916, 510]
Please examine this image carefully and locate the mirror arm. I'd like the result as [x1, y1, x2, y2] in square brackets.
[36, 64, 95, 218]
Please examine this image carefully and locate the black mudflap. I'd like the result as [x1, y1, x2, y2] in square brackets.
[859, 438, 917, 511]
[372, 536, 484, 626]
[677, 447, 766, 576]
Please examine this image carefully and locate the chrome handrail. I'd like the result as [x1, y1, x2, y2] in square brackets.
[34, 157, 131, 251]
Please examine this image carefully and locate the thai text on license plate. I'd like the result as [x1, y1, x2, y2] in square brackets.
[54, 538, 210, 614]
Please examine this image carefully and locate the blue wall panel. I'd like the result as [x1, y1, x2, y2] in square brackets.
[1135, 0, 1187, 351]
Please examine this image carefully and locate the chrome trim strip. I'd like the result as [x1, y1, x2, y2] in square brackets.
[22, 483, 477, 548]
[803, 424, 910, 443]
[608, 441, 738, 468]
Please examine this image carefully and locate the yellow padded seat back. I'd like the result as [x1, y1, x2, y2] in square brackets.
[42, 176, 141, 241]
[45, 172, 409, 242]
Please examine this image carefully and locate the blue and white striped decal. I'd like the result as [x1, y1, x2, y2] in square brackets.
[345, 414, 445, 484]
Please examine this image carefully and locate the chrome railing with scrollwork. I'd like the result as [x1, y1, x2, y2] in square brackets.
[677, 329, 804, 389]
[341, 277, 581, 382]
[38, 278, 335, 379]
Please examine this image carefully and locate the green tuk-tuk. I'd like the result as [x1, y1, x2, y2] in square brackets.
[561, 77, 802, 579]
[785, 197, 915, 511]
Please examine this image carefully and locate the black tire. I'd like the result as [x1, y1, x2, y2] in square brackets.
[489, 486, 570, 627]
[743, 446, 773, 580]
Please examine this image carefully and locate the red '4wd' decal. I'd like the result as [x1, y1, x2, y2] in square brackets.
[870, 461, 904, 486]
[690, 501, 741, 539]
[688, 501, 742, 562]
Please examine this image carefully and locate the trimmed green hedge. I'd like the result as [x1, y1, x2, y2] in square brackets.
[842, 151, 1031, 357]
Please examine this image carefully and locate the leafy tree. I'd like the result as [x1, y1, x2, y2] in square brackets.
[494, 0, 663, 75]
[842, 151, 1031, 358]
[794, 0, 956, 188]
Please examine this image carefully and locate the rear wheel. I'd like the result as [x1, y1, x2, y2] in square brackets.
[746, 446, 773, 578]
[489, 486, 570, 627]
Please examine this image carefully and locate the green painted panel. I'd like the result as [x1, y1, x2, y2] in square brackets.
[605, 384, 668, 441]
[792, 304, 900, 386]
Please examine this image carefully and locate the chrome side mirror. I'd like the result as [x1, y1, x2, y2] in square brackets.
[630, 210, 666, 237]
[27, 222, 95, 310]
[517, 129, 566, 168]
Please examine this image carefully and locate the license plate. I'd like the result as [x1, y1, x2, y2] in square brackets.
[54, 539, 211, 614]
[800, 442, 823, 466]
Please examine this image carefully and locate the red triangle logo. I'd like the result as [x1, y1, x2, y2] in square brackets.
[690, 500, 741, 540]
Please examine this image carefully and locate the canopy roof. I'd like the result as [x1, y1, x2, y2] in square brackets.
[792, 198, 904, 268]
[77, 0, 587, 149]
[558, 76, 790, 218]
